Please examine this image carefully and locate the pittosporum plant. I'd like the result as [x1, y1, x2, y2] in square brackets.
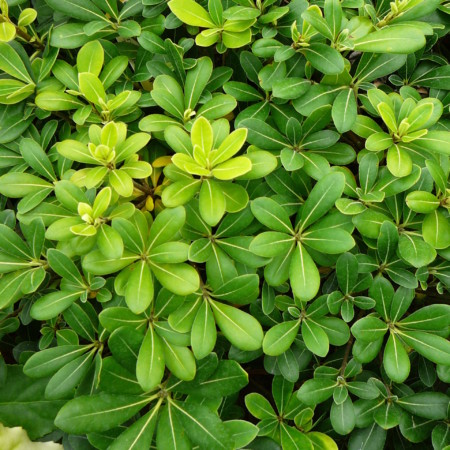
[0, 0, 449, 449]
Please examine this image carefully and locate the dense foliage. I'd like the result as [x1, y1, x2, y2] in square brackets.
[0, 0, 449, 448]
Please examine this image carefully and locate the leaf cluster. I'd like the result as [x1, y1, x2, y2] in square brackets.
[0, 0, 449, 449]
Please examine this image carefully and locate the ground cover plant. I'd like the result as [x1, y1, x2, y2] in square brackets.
[0, 0, 449, 448]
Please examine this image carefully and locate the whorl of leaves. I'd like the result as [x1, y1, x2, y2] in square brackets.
[0, 0, 449, 449]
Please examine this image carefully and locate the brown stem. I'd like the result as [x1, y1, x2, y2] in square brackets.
[15, 26, 45, 50]
[133, 180, 152, 195]
[339, 336, 354, 375]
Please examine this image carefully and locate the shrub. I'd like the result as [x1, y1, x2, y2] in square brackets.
[0, 0, 449, 449]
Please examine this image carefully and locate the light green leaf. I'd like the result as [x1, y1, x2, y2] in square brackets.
[290, 243, 320, 302]
[30, 290, 83, 320]
[137, 326, 165, 391]
[353, 25, 426, 54]
[210, 300, 263, 351]
[383, 333, 410, 383]
[77, 41, 104, 76]
[263, 320, 300, 356]
[78, 72, 106, 105]
[199, 179, 226, 226]
[168, 0, 215, 27]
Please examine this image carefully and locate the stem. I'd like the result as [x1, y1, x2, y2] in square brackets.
[15, 26, 44, 49]
[133, 180, 152, 195]
[339, 336, 354, 375]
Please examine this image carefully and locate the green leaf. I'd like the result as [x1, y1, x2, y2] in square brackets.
[290, 243, 320, 302]
[124, 261, 154, 314]
[353, 25, 426, 54]
[0, 366, 65, 440]
[191, 301, 216, 359]
[263, 320, 300, 356]
[0, 173, 52, 198]
[109, 169, 133, 197]
[239, 119, 289, 150]
[78, 72, 106, 105]
[45, 350, 94, 399]
[0, 43, 33, 83]
[224, 420, 258, 449]
[168, 0, 215, 27]
[197, 94, 237, 120]
[24, 345, 89, 378]
[330, 397, 355, 435]
[172, 401, 233, 449]
[396, 392, 449, 420]
[373, 402, 401, 430]
[35, 91, 85, 110]
[210, 300, 263, 351]
[422, 210, 450, 249]
[303, 228, 355, 254]
[336, 252, 358, 294]
[148, 206, 185, 250]
[82, 250, 138, 275]
[251, 197, 294, 233]
[315, 316, 351, 346]
[245, 393, 276, 419]
[54, 394, 151, 434]
[405, 191, 440, 214]
[109, 407, 159, 450]
[211, 128, 247, 166]
[351, 316, 388, 342]
[280, 423, 314, 450]
[213, 274, 259, 304]
[30, 290, 83, 320]
[398, 234, 436, 268]
[386, 144, 412, 177]
[199, 179, 226, 226]
[332, 88, 357, 133]
[272, 78, 310, 100]
[383, 333, 410, 383]
[99, 307, 146, 333]
[324, 0, 343, 38]
[414, 131, 450, 156]
[77, 41, 104, 76]
[0, 225, 31, 260]
[304, 43, 345, 75]
[250, 231, 295, 257]
[151, 262, 199, 296]
[212, 156, 252, 180]
[398, 330, 450, 365]
[161, 179, 202, 207]
[348, 424, 387, 450]
[174, 359, 248, 397]
[45, 0, 108, 22]
[136, 326, 165, 391]
[156, 403, 191, 450]
[19, 138, 56, 181]
[398, 304, 450, 332]
[47, 248, 84, 287]
[151, 75, 184, 120]
[97, 224, 124, 259]
[353, 210, 392, 239]
[302, 319, 329, 357]
[163, 339, 196, 381]
[297, 378, 337, 406]
[300, 172, 345, 231]
[0, 22, 16, 42]
[185, 57, 213, 110]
